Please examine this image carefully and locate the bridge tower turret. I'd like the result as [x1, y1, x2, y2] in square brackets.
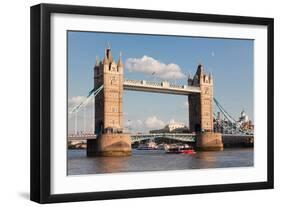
[188, 64, 223, 151]
[188, 64, 214, 132]
[87, 47, 131, 156]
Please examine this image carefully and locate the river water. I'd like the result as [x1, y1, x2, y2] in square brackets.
[67, 148, 253, 175]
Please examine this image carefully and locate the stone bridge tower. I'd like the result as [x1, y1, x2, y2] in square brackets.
[188, 64, 223, 150]
[87, 47, 132, 156]
[188, 64, 214, 132]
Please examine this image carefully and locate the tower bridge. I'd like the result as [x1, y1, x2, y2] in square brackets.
[70, 47, 225, 156]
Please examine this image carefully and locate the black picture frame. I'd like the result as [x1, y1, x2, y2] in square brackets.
[30, 3, 274, 204]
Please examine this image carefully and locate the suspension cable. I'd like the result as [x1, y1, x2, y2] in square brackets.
[69, 85, 104, 115]
[213, 98, 236, 123]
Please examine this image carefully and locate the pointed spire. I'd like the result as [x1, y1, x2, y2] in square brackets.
[117, 51, 123, 67]
[95, 55, 99, 67]
[103, 48, 109, 65]
[103, 56, 109, 65]
[209, 72, 213, 80]
[105, 42, 114, 63]
[196, 64, 204, 76]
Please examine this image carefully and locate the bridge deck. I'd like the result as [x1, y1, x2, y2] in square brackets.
[68, 133, 195, 141]
[123, 80, 201, 95]
[68, 133, 253, 141]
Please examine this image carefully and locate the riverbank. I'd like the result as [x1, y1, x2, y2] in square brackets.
[222, 134, 254, 148]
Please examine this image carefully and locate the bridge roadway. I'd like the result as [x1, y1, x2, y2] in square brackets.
[68, 133, 254, 143]
[130, 133, 196, 142]
[123, 79, 201, 95]
[68, 133, 196, 142]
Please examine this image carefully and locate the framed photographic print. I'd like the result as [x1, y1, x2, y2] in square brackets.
[30, 3, 274, 203]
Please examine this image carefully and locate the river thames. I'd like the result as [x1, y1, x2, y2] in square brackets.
[67, 148, 253, 175]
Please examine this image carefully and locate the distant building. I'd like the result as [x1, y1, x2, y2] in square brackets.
[150, 122, 189, 133]
[213, 110, 254, 133]
[239, 110, 249, 123]
[238, 110, 254, 131]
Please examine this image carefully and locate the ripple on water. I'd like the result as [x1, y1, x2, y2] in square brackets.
[67, 148, 253, 175]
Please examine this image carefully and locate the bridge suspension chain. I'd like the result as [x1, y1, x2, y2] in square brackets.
[69, 85, 104, 115]
[213, 98, 236, 123]
[213, 98, 252, 134]
[68, 85, 249, 135]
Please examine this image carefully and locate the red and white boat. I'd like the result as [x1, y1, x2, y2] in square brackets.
[181, 149, 196, 154]
[164, 144, 196, 154]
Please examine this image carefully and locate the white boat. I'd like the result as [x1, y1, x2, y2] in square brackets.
[137, 140, 157, 150]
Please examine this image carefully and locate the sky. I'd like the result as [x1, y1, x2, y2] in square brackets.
[67, 31, 253, 133]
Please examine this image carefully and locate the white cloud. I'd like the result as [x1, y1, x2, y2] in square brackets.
[67, 96, 95, 133]
[136, 119, 143, 126]
[145, 116, 165, 129]
[125, 119, 143, 128]
[68, 96, 94, 111]
[169, 118, 177, 124]
[125, 55, 185, 80]
[68, 96, 86, 107]
[124, 119, 144, 133]
[169, 118, 185, 125]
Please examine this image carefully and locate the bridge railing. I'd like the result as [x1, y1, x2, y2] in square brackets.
[170, 84, 183, 89]
[123, 79, 143, 85]
[145, 81, 162, 87]
[68, 133, 96, 138]
[123, 79, 200, 92]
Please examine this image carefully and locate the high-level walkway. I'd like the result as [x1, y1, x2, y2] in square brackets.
[123, 79, 201, 95]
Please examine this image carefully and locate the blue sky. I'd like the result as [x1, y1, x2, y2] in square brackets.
[67, 31, 253, 133]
